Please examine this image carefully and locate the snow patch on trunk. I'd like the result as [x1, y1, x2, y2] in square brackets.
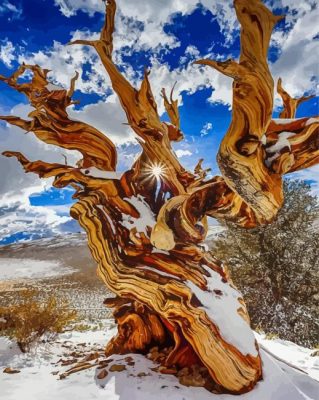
[187, 266, 258, 357]
[267, 131, 295, 154]
[305, 117, 319, 126]
[80, 167, 122, 180]
[121, 195, 156, 235]
[272, 118, 303, 124]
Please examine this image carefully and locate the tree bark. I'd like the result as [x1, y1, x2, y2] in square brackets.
[1, 0, 318, 394]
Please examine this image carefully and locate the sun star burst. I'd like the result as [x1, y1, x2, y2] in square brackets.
[143, 161, 168, 182]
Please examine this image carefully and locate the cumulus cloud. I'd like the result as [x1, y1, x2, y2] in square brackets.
[270, 5, 319, 100]
[0, 200, 76, 244]
[0, 97, 139, 242]
[179, 45, 200, 65]
[54, 0, 103, 17]
[21, 0, 318, 116]
[0, 40, 15, 68]
[0, 103, 82, 242]
[200, 122, 213, 136]
[175, 149, 192, 158]
[68, 95, 135, 145]
[139, 56, 232, 115]
[16, 0, 238, 114]
[54, 0, 238, 49]
[18, 34, 109, 96]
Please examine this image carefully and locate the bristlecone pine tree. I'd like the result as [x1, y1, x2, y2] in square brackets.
[1, 0, 318, 394]
[211, 179, 319, 348]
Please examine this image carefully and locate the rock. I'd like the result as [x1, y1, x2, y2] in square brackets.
[177, 367, 189, 377]
[179, 373, 206, 387]
[158, 366, 177, 375]
[3, 367, 20, 374]
[136, 372, 150, 377]
[126, 360, 135, 366]
[97, 360, 112, 369]
[109, 364, 126, 372]
[124, 357, 135, 366]
[152, 352, 160, 360]
[97, 369, 108, 379]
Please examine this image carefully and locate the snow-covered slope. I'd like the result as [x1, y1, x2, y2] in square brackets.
[257, 333, 319, 381]
[1, 323, 318, 400]
[0, 258, 75, 281]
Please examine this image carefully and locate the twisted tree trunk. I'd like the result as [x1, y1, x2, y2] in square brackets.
[1, 0, 318, 394]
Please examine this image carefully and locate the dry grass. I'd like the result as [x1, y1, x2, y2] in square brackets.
[0, 289, 77, 352]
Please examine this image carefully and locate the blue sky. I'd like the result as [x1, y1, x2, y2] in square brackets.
[0, 0, 318, 244]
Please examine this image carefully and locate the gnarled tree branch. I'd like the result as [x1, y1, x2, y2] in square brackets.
[2, 0, 318, 395]
[277, 77, 315, 118]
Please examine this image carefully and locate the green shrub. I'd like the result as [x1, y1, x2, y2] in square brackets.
[211, 180, 319, 347]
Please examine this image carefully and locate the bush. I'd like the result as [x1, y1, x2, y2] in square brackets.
[0, 290, 77, 352]
[211, 180, 319, 347]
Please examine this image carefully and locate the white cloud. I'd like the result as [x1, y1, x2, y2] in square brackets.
[18, 35, 110, 96]
[0, 199, 75, 243]
[54, 0, 238, 51]
[24, 0, 319, 117]
[21, 0, 315, 113]
[0, 103, 82, 242]
[144, 56, 234, 115]
[0, 40, 15, 68]
[54, 0, 103, 17]
[185, 45, 200, 57]
[179, 45, 200, 65]
[18, 28, 232, 119]
[267, 0, 316, 25]
[175, 149, 192, 158]
[270, 5, 319, 100]
[0, 96, 138, 205]
[0, 97, 140, 242]
[68, 95, 135, 146]
[200, 122, 213, 136]
[0, 1, 23, 19]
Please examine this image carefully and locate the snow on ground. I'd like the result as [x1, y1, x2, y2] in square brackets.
[256, 333, 319, 381]
[0, 258, 75, 281]
[1, 322, 318, 400]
